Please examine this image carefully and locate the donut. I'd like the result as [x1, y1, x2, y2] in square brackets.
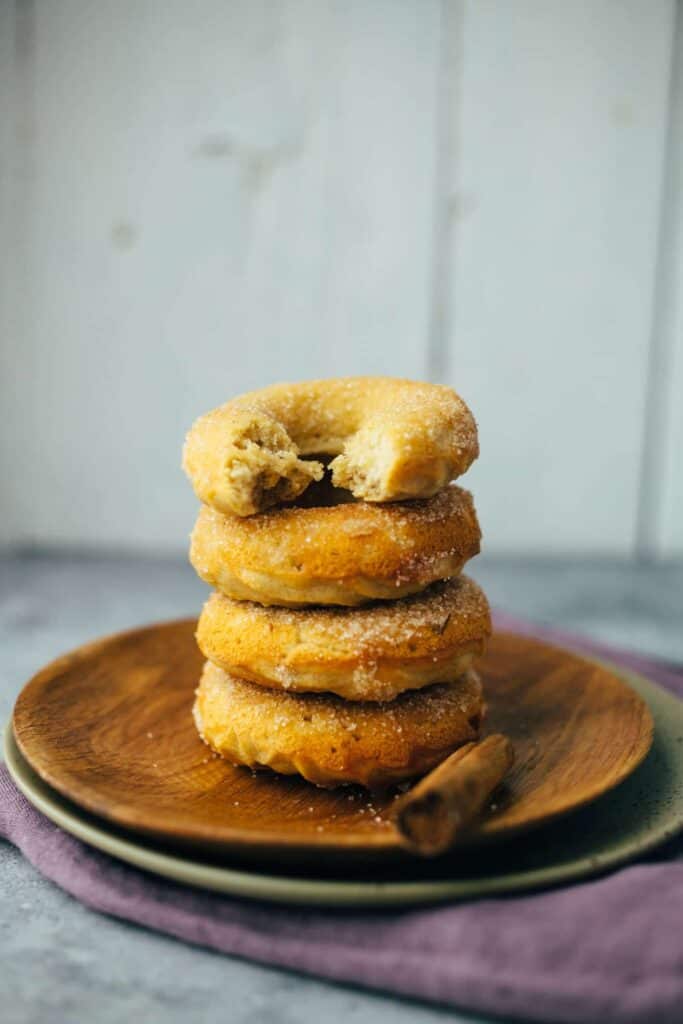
[195, 575, 491, 702]
[190, 483, 481, 607]
[193, 661, 484, 788]
[183, 377, 478, 516]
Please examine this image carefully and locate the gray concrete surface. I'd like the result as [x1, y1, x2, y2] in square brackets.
[1, 552, 682, 1023]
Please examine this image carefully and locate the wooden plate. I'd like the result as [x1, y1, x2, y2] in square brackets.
[12, 621, 653, 866]
[6, 667, 682, 906]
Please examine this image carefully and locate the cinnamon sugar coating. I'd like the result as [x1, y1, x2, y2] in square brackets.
[196, 575, 491, 702]
[183, 377, 479, 517]
[194, 662, 484, 788]
[190, 484, 480, 607]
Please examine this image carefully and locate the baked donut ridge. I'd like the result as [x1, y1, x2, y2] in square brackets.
[194, 662, 485, 788]
[190, 484, 481, 607]
[196, 575, 491, 702]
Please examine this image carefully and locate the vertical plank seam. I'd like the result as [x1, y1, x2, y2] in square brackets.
[0, 2, 14, 372]
[635, 0, 683, 560]
[16, 0, 36, 548]
[427, 0, 464, 383]
[2, 0, 35, 546]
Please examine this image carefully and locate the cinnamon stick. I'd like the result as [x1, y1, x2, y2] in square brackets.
[392, 734, 514, 856]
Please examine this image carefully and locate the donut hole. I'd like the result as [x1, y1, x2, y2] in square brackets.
[468, 711, 482, 733]
[287, 461, 357, 510]
[184, 378, 479, 517]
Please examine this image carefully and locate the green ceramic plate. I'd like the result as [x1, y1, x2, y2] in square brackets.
[4, 661, 683, 908]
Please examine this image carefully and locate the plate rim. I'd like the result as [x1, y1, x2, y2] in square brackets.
[4, 660, 683, 908]
[10, 622, 655, 855]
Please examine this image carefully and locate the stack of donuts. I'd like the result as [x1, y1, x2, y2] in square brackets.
[183, 377, 491, 789]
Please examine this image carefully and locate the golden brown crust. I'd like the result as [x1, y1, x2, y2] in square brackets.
[196, 575, 491, 702]
[183, 377, 478, 516]
[193, 662, 485, 788]
[190, 484, 481, 607]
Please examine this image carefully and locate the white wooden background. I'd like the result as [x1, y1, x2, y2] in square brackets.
[1, 0, 682, 558]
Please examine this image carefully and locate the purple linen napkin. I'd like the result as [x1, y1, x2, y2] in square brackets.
[1, 617, 682, 1024]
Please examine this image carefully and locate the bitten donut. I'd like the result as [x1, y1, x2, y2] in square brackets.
[190, 484, 481, 607]
[194, 661, 484, 788]
[183, 377, 478, 517]
[196, 575, 491, 702]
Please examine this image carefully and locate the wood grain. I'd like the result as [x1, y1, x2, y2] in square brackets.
[1, 0, 439, 551]
[649, 2, 683, 558]
[445, 0, 676, 556]
[3, 2, 682, 557]
[11, 621, 653, 864]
